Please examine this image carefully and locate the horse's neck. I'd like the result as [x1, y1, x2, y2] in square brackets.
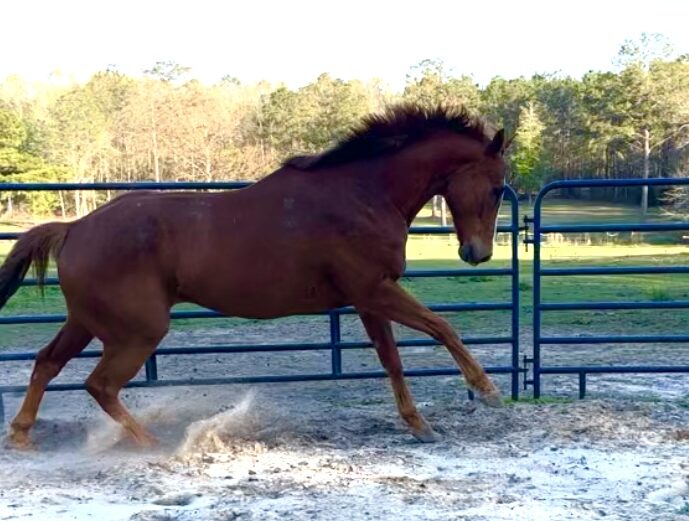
[381, 146, 451, 225]
[382, 136, 483, 225]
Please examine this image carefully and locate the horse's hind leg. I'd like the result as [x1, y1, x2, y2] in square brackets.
[85, 337, 163, 448]
[359, 311, 439, 443]
[8, 320, 93, 449]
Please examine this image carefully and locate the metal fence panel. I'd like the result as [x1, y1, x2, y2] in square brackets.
[528, 177, 689, 398]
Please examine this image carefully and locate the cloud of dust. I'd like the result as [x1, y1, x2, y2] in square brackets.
[176, 389, 288, 457]
[81, 387, 289, 457]
[84, 391, 206, 453]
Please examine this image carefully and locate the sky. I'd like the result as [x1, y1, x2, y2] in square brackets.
[3, 0, 689, 90]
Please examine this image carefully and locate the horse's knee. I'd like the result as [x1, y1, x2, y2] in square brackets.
[33, 347, 67, 382]
[31, 361, 60, 384]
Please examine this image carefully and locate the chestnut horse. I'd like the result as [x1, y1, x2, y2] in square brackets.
[1, 104, 510, 449]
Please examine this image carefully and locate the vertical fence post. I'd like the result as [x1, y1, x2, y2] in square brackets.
[578, 373, 587, 399]
[532, 192, 543, 399]
[145, 356, 158, 382]
[329, 310, 342, 376]
[0, 392, 4, 426]
[509, 190, 520, 400]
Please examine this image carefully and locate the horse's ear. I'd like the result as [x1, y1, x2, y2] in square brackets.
[486, 128, 506, 156]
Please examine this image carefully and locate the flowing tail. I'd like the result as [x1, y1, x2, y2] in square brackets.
[0, 222, 70, 309]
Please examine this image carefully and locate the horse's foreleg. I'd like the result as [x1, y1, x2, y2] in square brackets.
[359, 311, 439, 442]
[358, 279, 502, 407]
[8, 320, 93, 450]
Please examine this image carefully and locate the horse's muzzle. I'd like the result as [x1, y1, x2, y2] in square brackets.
[459, 243, 492, 266]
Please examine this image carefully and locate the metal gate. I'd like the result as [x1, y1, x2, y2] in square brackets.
[0, 182, 522, 422]
[526, 178, 689, 398]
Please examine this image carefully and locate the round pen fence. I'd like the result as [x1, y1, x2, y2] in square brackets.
[3, 177, 687, 419]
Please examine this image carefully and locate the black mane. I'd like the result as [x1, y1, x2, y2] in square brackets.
[285, 104, 489, 170]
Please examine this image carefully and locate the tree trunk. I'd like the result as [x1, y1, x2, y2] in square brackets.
[58, 191, 66, 218]
[75, 191, 82, 217]
[150, 102, 161, 182]
[641, 128, 650, 215]
[152, 128, 161, 182]
[440, 197, 448, 226]
[431, 195, 439, 218]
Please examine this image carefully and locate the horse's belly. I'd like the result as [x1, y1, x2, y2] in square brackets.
[179, 272, 347, 319]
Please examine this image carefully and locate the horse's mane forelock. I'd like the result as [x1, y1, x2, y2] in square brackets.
[284, 104, 489, 171]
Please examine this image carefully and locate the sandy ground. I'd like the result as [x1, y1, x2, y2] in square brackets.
[1, 319, 689, 520]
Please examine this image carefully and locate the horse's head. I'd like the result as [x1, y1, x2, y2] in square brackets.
[442, 129, 510, 266]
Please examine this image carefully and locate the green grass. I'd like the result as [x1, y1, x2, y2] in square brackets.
[0, 198, 688, 349]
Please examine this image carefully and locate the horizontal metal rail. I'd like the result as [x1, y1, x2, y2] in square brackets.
[538, 300, 689, 311]
[539, 335, 689, 345]
[0, 181, 252, 191]
[0, 302, 514, 326]
[540, 266, 689, 276]
[539, 222, 689, 234]
[541, 365, 689, 374]
[0, 365, 518, 396]
[0, 336, 515, 362]
[15, 267, 515, 287]
[0, 227, 516, 241]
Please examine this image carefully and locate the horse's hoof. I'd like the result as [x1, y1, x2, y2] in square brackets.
[411, 425, 441, 443]
[477, 391, 504, 409]
[5, 432, 36, 451]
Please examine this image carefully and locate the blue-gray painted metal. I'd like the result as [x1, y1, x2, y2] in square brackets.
[0, 365, 518, 396]
[531, 177, 689, 398]
[0, 182, 522, 422]
[0, 302, 515, 326]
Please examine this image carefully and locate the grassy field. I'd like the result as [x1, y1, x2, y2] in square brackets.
[0, 198, 687, 350]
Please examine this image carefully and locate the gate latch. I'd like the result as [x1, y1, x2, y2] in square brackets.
[522, 215, 534, 252]
[522, 355, 534, 390]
